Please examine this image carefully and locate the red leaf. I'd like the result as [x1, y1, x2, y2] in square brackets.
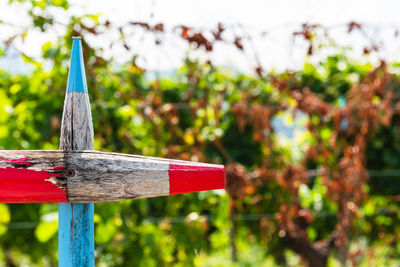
[234, 37, 244, 50]
[154, 23, 164, 32]
[130, 21, 151, 30]
[348, 21, 362, 33]
[212, 23, 225, 41]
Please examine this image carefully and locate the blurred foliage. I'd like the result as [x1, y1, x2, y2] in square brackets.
[0, 1, 399, 267]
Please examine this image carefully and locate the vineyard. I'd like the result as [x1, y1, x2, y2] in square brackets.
[0, 1, 399, 266]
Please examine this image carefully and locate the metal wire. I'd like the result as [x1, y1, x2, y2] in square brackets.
[5, 207, 399, 229]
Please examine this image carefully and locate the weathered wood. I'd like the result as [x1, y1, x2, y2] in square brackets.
[59, 203, 94, 267]
[0, 150, 225, 203]
[59, 92, 94, 150]
[58, 37, 94, 267]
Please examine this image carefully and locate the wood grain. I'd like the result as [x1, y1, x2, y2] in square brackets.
[67, 151, 170, 202]
[59, 92, 94, 151]
[0, 150, 225, 203]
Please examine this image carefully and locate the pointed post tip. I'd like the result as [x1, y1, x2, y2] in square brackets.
[66, 36, 88, 93]
[169, 163, 226, 195]
[60, 37, 93, 150]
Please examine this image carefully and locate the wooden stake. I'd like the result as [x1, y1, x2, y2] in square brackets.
[0, 150, 225, 203]
[58, 37, 94, 267]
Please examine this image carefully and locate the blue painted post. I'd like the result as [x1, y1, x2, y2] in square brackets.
[59, 204, 94, 266]
[58, 37, 95, 267]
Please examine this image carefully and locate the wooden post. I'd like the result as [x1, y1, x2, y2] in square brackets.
[58, 37, 95, 266]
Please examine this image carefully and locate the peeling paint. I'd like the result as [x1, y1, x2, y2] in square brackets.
[0, 167, 67, 202]
[0, 157, 32, 167]
[50, 166, 65, 170]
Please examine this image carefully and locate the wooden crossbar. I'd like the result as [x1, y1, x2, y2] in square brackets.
[0, 150, 225, 203]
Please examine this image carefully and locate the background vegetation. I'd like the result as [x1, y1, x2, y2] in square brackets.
[0, 1, 399, 266]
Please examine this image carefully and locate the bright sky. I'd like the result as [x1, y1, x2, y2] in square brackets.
[86, 0, 399, 26]
[1, 0, 400, 72]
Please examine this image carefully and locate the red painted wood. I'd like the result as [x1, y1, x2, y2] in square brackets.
[0, 167, 67, 203]
[0, 157, 32, 167]
[169, 164, 225, 195]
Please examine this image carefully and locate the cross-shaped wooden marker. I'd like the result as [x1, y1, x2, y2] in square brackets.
[0, 37, 225, 266]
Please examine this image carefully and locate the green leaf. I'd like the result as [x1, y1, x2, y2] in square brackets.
[0, 204, 10, 224]
[35, 221, 58, 243]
